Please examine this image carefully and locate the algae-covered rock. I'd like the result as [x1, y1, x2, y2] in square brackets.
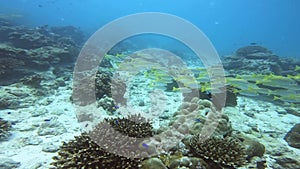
[0, 118, 12, 140]
[235, 133, 265, 159]
[275, 157, 300, 169]
[284, 123, 300, 149]
[141, 158, 167, 169]
[0, 157, 20, 169]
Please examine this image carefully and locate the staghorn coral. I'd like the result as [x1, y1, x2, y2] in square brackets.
[51, 114, 154, 168]
[0, 118, 12, 140]
[51, 134, 143, 169]
[184, 134, 247, 168]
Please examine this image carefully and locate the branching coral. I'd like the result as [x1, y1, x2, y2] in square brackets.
[51, 114, 154, 168]
[184, 134, 247, 168]
[51, 134, 143, 169]
[108, 114, 153, 138]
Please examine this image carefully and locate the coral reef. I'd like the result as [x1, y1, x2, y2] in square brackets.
[97, 96, 118, 113]
[0, 19, 82, 85]
[223, 45, 300, 76]
[51, 134, 143, 169]
[95, 70, 113, 99]
[183, 134, 247, 168]
[0, 118, 12, 140]
[20, 74, 44, 88]
[52, 114, 154, 168]
[50, 26, 85, 45]
[107, 114, 153, 138]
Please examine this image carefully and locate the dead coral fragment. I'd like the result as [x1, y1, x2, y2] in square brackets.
[186, 134, 247, 168]
[51, 134, 142, 169]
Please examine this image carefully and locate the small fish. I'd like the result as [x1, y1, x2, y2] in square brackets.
[194, 118, 202, 123]
[115, 120, 119, 125]
[250, 42, 257, 45]
[142, 143, 149, 148]
[38, 4, 43, 7]
[274, 94, 300, 103]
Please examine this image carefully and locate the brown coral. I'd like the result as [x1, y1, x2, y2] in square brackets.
[51, 114, 154, 168]
[51, 134, 143, 169]
[184, 134, 247, 168]
[107, 114, 153, 138]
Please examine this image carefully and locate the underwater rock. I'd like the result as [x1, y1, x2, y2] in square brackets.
[284, 123, 300, 149]
[168, 156, 209, 169]
[72, 70, 114, 106]
[275, 157, 300, 169]
[141, 158, 167, 169]
[0, 19, 82, 85]
[234, 133, 265, 159]
[97, 95, 117, 113]
[37, 118, 67, 136]
[225, 85, 238, 107]
[236, 45, 271, 58]
[42, 143, 59, 153]
[8, 30, 54, 49]
[50, 26, 85, 45]
[159, 153, 212, 169]
[0, 118, 12, 141]
[0, 92, 20, 110]
[0, 157, 20, 169]
[20, 74, 43, 88]
[0, 86, 40, 109]
[223, 45, 300, 76]
[285, 108, 300, 117]
[19, 136, 43, 146]
[95, 70, 113, 99]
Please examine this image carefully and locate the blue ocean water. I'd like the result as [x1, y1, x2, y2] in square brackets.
[1, 0, 299, 57]
[1, 1, 300, 169]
